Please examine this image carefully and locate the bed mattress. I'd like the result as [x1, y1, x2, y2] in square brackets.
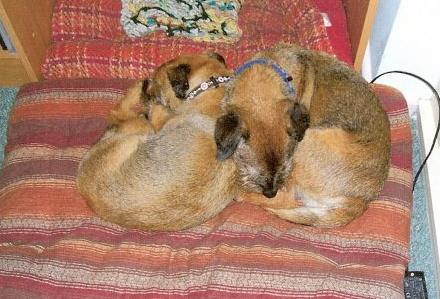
[0, 79, 412, 298]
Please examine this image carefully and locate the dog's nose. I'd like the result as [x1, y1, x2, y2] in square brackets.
[263, 188, 277, 198]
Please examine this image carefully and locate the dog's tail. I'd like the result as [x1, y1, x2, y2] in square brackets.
[267, 196, 367, 228]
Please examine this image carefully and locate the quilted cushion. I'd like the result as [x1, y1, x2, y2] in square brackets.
[120, 0, 243, 42]
[42, 0, 334, 79]
[0, 79, 412, 298]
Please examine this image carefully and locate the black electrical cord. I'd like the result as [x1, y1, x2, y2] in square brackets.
[371, 71, 440, 192]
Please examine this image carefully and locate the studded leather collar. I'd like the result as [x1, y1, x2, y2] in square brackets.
[184, 76, 231, 101]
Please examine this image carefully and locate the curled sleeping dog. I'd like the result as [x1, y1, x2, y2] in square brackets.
[215, 44, 391, 227]
[77, 53, 243, 231]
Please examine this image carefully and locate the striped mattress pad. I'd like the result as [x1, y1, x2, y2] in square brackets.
[0, 79, 412, 298]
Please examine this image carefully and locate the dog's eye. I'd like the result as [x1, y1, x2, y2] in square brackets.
[287, 128, 296, 138]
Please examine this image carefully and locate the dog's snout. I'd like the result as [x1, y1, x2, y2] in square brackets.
[261, 173, 280, 198]
[263, 188, 277, 198]
[263, 180, 278, 198]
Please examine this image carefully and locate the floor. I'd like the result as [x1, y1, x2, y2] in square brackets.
[410, 112, 440, 298]
[0, 88, 17, 168]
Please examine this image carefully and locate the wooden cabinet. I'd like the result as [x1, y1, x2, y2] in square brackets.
[0, 0, 54, 86]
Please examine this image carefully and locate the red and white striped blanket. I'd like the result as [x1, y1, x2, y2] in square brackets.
[0, 79, 412, 298]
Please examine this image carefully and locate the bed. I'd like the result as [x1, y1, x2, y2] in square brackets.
[0, 1, 413, 298]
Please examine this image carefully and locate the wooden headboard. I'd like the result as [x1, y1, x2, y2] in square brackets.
[343, 0, 378, 71]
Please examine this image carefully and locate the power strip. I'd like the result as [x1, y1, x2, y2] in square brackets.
[404, 271, 428, 298]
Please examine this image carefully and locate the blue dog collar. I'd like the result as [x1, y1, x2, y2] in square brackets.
[234, 58, 295, 97]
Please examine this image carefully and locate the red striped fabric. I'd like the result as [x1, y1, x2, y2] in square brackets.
[0, 80, 412, 298]
[42, 0, 335, 80]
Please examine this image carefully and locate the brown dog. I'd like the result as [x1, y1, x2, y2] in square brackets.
[215, 44, 391, 227]
[77, 53, 241, 231]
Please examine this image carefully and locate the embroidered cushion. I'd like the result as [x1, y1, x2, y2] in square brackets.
[43, 0, 334, 80]
[121, 0, 242, 43]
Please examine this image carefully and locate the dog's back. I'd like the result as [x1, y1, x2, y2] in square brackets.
[79, 112, 238, 231]
[294, 47, 390, 196]
[78, 53, 239, 231]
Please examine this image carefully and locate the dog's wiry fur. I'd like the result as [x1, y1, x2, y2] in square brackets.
[216, 44, 391, 227]
[77, 53, 240, 231]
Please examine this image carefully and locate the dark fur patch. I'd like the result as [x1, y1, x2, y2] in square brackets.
[140, 79, 151, 104]
[289, 103, 310, 141]
[141, 79, 149, 95]
[262, 151, 279, 198]
[215, 112, 242, 160]
[265, 151, 279, 177]
[167, 64, 191, 99]
[208, 52, 226, 66]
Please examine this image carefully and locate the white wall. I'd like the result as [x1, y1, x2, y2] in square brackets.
[366, 0, 400, 78]
[363, 0, 440, 110]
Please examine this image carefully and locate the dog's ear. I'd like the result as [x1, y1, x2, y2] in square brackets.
[167, 64, 191, 99]
[207, 52, 226, 66]
[215, 112, 242, 161]
[140, 79, 151, 103]
[289, 103, 310, 142]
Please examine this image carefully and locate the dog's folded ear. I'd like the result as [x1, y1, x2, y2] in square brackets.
[215, 112, 242, 161]
[289, 103, 310, 142]
[140, 79, 151, 103]
[207, 52, 226, 66]
[167, 64, 191, 99]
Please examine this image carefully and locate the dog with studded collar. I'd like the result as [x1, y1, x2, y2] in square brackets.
[77, 53, 243, 231]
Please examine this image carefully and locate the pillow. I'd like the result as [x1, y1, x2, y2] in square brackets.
[43, 0, 334, 80]
[121, 0, 242, 43]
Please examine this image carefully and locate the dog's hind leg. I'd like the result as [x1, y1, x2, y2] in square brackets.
[148, 104, 174, 131]
[113, 115, 155, 135]
[267, 196, 367, 227]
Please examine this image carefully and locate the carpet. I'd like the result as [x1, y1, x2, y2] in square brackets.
[409, 112, 440, 298]
[0, 88, 17, 170]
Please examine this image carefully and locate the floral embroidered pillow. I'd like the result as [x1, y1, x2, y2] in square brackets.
[121, 0, 243, 43]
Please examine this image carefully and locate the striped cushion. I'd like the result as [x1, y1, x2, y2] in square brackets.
[0, 80, 411, 298]
[42, 0, 334, 80]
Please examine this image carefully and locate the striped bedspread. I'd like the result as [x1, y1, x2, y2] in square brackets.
[0, 79, 412, 298]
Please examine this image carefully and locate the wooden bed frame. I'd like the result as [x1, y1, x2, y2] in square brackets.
[0, 0, 377, 86]
[0, 0, 55, 86]
[343, 0, 378, 71]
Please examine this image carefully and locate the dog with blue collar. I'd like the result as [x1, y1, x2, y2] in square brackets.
[215, 43, 391, 227]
